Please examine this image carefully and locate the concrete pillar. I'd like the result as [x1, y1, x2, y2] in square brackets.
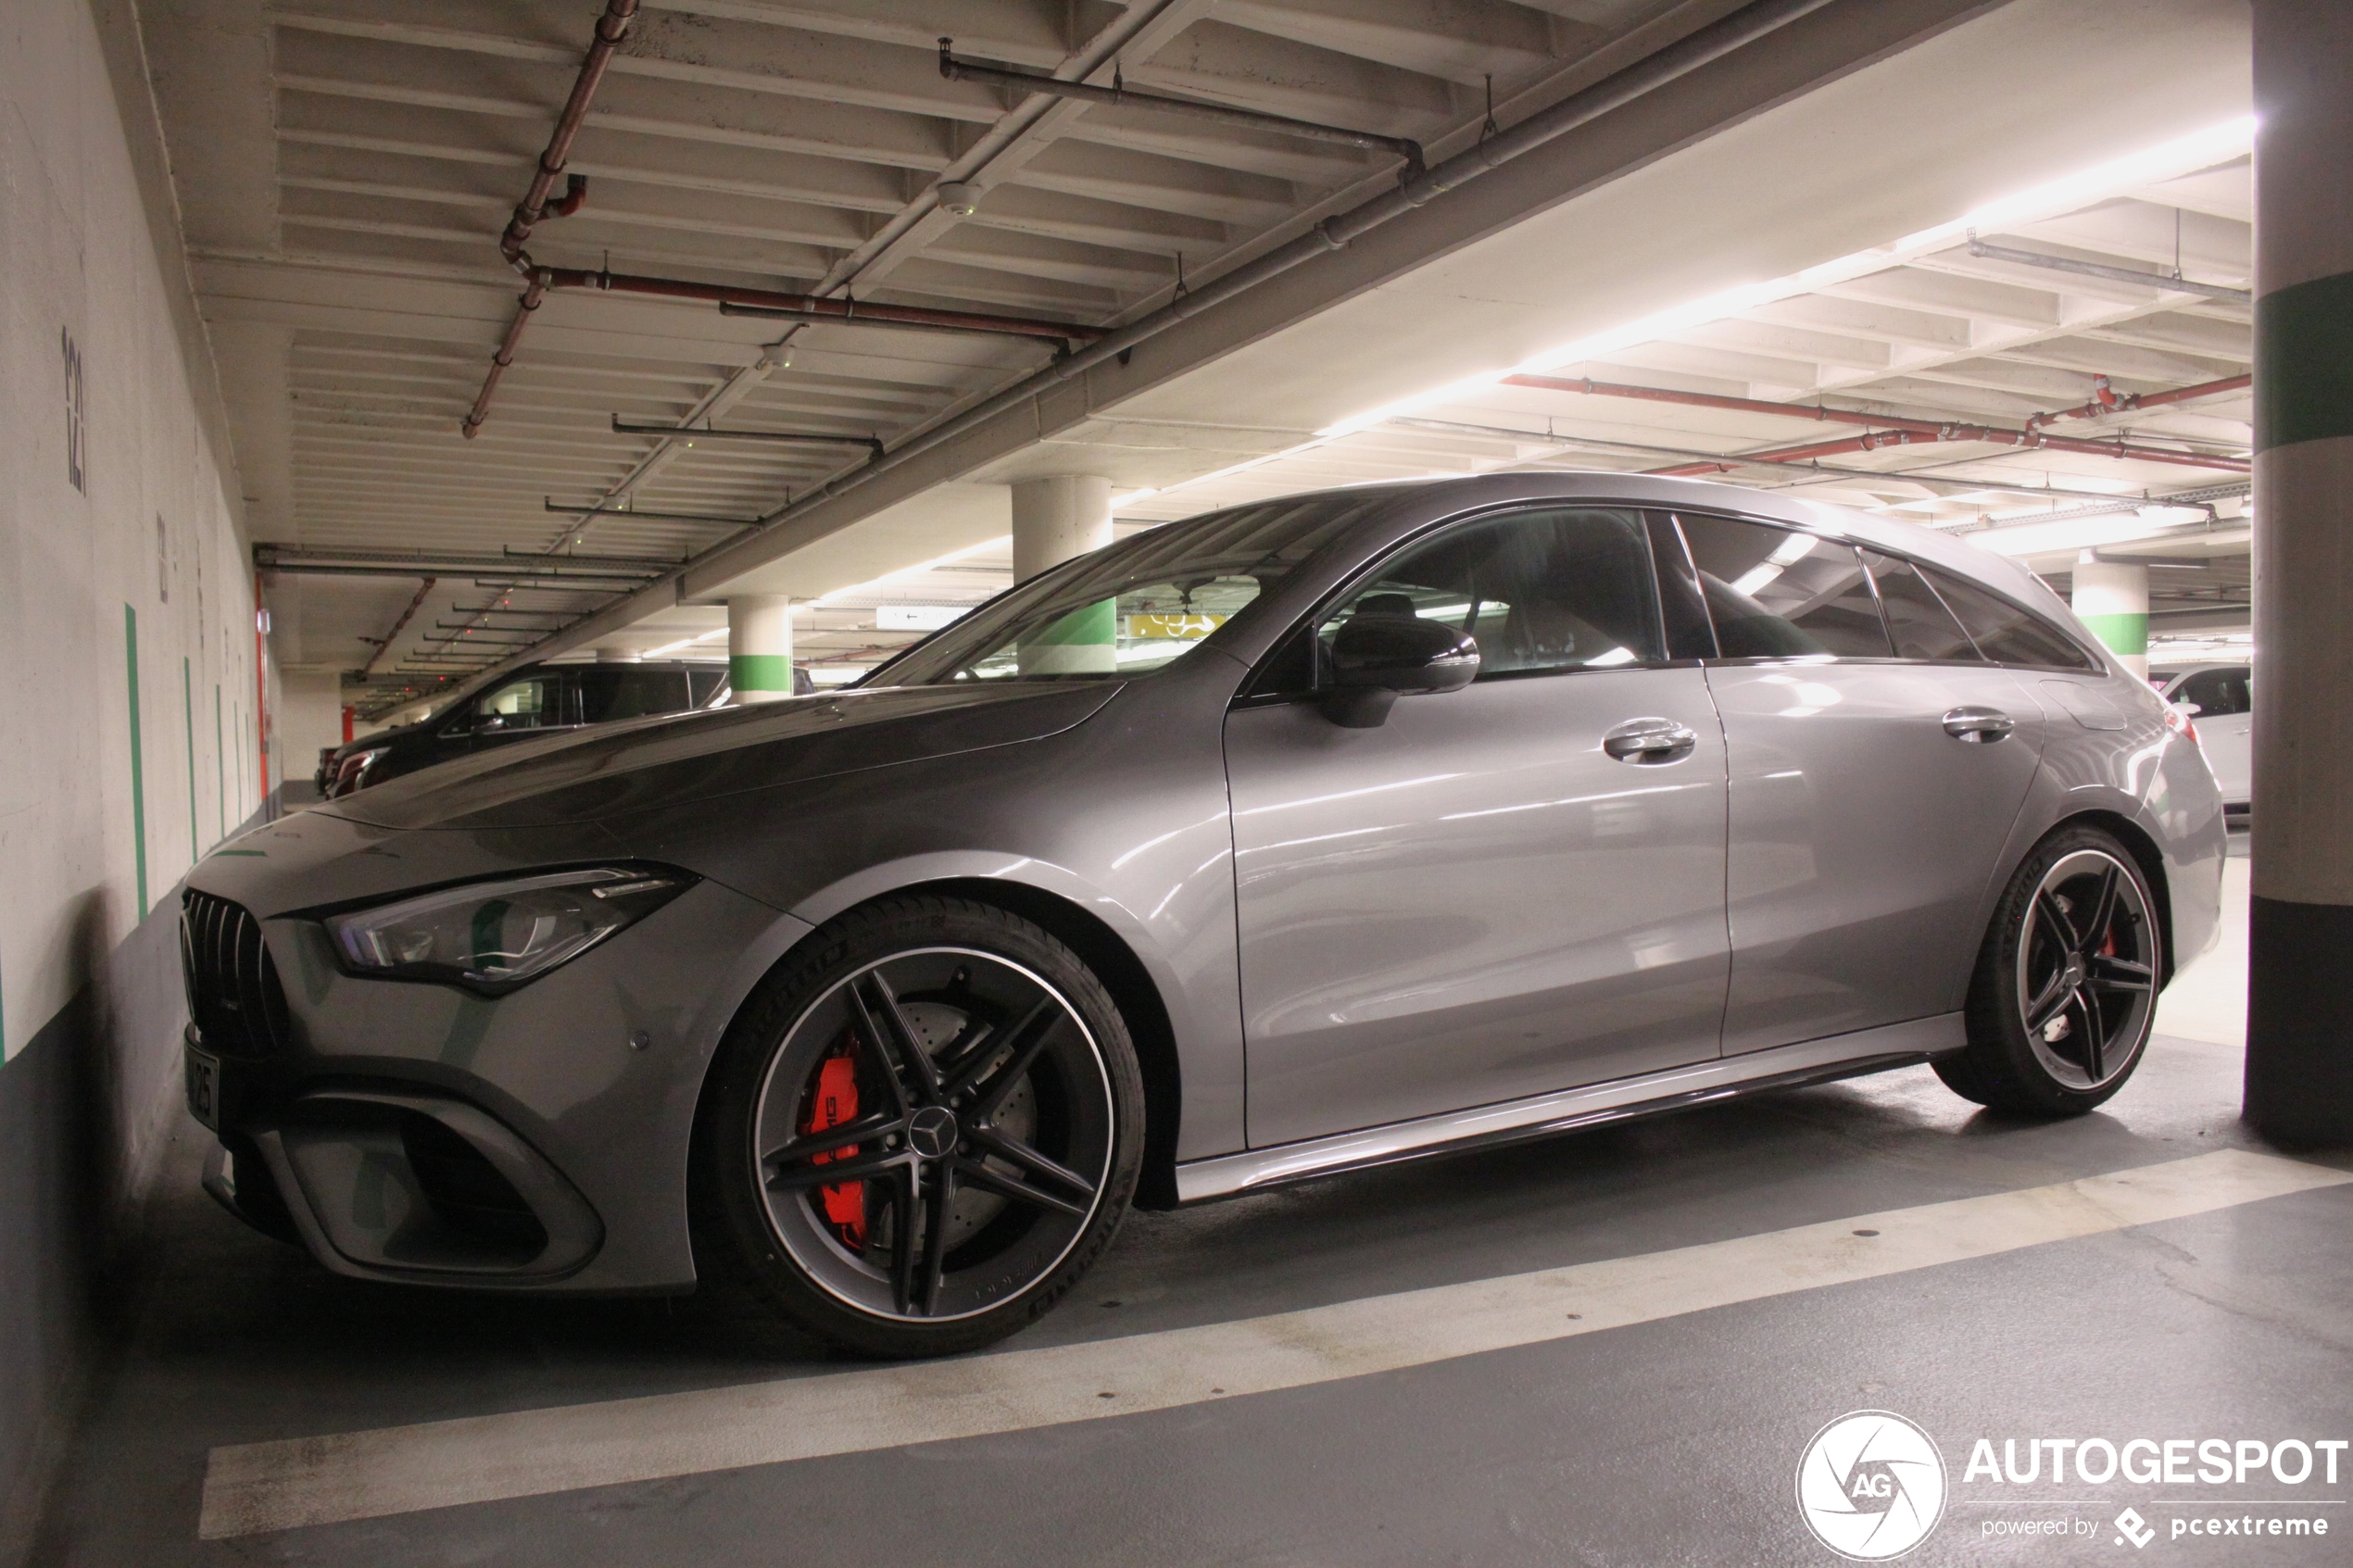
[1011, 475, 1115, 676]
[2246, 0, 2353, 1146]
[2070, 558, 2149, 680]
[727, 595, 795, 703]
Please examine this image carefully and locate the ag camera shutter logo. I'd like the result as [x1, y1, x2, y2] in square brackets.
[1796, 1411, 1948, 1560]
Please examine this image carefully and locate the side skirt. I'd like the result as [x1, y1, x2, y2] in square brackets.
[1174, 1014, 1964, 1202]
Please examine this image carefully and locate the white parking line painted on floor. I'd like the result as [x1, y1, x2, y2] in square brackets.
[198, 1148, 2349, 1539]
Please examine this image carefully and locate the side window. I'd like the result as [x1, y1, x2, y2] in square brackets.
[1862, 550, 1982, 662]
[687, 669, 725, 707]
[1315, 507, 1666, 678]
[473, 674, 561, 730]
[2177, 667, 2250, 716]
[1919, 567, 2100, 671]
[575, 667, 691, 723]
[1674, 513, 1892, 659]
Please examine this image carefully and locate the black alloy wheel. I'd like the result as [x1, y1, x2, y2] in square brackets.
[1937, 824, 2162, 1115]
[695, 896, 1142, 1357]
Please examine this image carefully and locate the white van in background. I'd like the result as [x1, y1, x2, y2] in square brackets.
[2153, 662, 2251, 814]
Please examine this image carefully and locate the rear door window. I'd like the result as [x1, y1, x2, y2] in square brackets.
[1315, 506, 1667, 678]
[1675, 513, 1892, 659]
[472, 674, 562, 730]
[574, 667, 692, 723]
[2176, 666, 2251, 716]
[1918, 567, 2100, 671]
[1862, 550, 1982, 662]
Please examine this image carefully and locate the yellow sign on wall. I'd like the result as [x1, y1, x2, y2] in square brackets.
[1126, 613, 1225, 640]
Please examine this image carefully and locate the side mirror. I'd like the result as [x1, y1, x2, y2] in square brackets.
[1320, 614, 1479, 728]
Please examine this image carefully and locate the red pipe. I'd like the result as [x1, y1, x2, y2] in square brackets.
[463, 0, 636, 437]
[2026, 371, 2251, 429]
[253, 570, 270, 815]
[461, 275, 547, 439]
[360, 577, 438, 678]
[1650, 428, 1931, 477]
[500, 1, 638, 268]
[1504, 373, 2251, 474]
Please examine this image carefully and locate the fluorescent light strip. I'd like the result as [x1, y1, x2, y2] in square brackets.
[1312, 117, 2256, 441]
[816, 536, 1010, 606]
[637, 628, 730, 659]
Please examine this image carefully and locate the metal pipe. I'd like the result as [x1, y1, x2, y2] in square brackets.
[542, 498, 761, 527]
[1505, 374, 2252, 473]
[464, 0, 639, 438]
[258, 545, 674, 572]
[499, 0, 639, 268]
[1963, 237, 2251, 305]
[537, 268, 1099, 343]
[1384, 415, 2151, 500]
[465, 575, 649, 590]
[360, 577, 437, 680]
[462, 270, 548, 439]
[714, 298, 1094, 344]
[610, 416, 883, 456]
[2026, 372, 2251, 429]
[1645, 428, 1934, 474]
[481, 0, 1856, 676]
[939, 40, 1425, 174]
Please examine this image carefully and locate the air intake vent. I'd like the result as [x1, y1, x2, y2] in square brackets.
[181, 890, 292, 1056]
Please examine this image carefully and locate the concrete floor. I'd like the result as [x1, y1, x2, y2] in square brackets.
[36, 833, 2353, 1565]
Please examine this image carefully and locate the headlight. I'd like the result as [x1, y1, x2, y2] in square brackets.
[325, 868, 694, 994]
[333, 746, 389, 796]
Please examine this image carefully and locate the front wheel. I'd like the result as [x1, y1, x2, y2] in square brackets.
[694, 897, 1143, 1357]
[1935, 825, 2162, 1116]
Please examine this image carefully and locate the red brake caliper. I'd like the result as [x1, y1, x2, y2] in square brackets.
[802, 1047, 868, 1249]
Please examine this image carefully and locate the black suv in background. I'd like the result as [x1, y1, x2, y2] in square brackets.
[320, 659, 805, 798]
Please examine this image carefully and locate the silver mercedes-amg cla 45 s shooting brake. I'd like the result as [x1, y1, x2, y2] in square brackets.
[182, 474, 2224, 1355]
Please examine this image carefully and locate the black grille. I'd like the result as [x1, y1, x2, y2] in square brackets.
[181, 890, 292, 1056]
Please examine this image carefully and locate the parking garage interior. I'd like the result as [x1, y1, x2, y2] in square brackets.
[0, 0, 2345, 1562]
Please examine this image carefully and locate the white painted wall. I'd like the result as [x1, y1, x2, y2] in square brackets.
[0, 0, 267, 1061]
[276, 671, 345, 789]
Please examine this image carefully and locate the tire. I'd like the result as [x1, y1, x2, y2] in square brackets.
[692, 895, 1144, 1357]
[1935, 824, 2162, 1116]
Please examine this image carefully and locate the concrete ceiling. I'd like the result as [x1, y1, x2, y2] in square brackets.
[142, 0, 1734, 705]
[135, 0, 2255, 712]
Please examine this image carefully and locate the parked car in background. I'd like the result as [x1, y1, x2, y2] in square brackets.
[2152, 662, 2251, 813]
[321, 659, 788, 798]
[186, 474, 2222, 1359]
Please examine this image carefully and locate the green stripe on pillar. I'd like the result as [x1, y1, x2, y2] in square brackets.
[1027, 600, 1117, 646]
[2078, 611, 2150, 658]
[2255, 269, 2353, 451]
[183, 658, 198, 863]
[126, 605, 147, 918]
[730, 653, 793, 692]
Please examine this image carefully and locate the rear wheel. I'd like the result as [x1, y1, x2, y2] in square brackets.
[1936, 825, 2161, 1115]
[694, 896, 1142, 1357]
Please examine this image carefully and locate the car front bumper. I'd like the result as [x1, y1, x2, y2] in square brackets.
[184, 816, 812, 1293]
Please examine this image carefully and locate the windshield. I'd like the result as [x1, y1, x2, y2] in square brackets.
[872, 493, 1394, 686]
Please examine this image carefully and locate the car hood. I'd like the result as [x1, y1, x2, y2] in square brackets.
[318, 681, 1122, 831]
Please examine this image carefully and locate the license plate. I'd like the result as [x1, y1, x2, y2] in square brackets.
[185, 1044, 222, 1131]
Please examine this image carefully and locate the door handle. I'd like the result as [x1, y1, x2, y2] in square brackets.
[1943, 706, 2015, 743]
[1602, 717, 1699, 764]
